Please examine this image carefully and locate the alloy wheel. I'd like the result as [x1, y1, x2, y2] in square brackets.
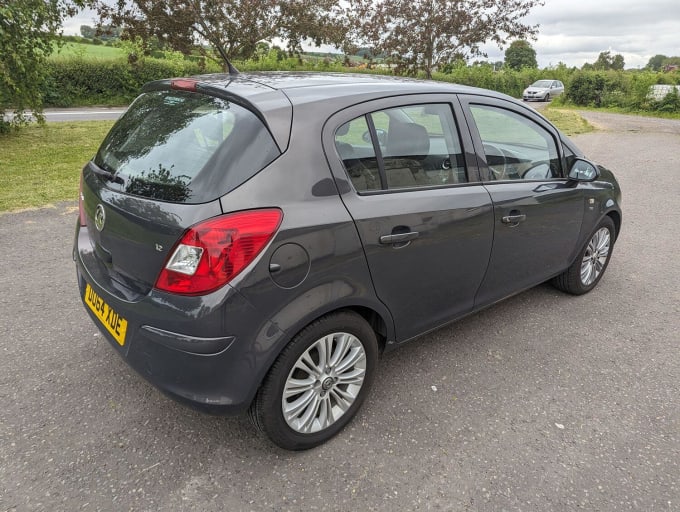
[580, 227, 611, 286]
[282, 332, 367, 434]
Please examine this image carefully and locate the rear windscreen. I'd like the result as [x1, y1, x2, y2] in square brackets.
[94, 90, 281, 203]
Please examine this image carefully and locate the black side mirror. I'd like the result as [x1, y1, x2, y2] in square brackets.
[568, 159, 599, 181]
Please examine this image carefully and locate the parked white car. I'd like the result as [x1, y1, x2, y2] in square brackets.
[523, 80, 565, 102]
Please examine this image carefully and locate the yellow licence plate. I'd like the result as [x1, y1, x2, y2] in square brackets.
[84, 283, 128, 346]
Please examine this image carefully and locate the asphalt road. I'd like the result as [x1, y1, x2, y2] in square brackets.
[1, 112, 679, 511]
[3, 107, 126, 123]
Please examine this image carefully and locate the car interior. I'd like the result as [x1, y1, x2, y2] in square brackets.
[335, 105, 468, 192]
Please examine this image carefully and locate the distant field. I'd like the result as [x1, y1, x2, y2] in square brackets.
[50, 42, 124, 60]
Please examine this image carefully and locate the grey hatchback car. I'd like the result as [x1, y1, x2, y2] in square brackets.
[75, 72, 621, 450]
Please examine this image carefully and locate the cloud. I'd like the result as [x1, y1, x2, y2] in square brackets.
[520, 0, 680, 68]
[62, 8, 98, 36]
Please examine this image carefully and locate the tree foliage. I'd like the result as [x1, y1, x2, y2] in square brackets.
[95, 0, 347, 70]
[346, 0, 543, 78]
[504, 39, 537, 70]
[0, 0, 85, 132]
[646, 54, 667, 72]
[80, 24, 123, 41]
[645, 54, 680, 71]
[585, 51, 625, 71]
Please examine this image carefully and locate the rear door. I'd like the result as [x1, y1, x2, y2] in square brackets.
[324, 95, 494, 342]
[458, 95, 584, 307]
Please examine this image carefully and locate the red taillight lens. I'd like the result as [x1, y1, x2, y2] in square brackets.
[79, 173, 87, 227]
[170, 79, 198, 92]
[155, 209, 283, 295]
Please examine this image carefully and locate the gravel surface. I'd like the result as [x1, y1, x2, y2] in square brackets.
[1, 112, 678, 511]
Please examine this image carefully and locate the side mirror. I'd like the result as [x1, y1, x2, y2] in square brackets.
[568, 159, 599, 181]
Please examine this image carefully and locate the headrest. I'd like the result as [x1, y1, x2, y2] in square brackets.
[336, 122, 350, 136]
[385, 123, 430, 159]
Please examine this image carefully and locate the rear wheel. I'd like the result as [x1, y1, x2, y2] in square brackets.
[552, 216, 616, 295]
[250, 311, 378, 450]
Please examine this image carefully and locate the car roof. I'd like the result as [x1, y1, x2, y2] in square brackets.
[190, 71, 502, 101]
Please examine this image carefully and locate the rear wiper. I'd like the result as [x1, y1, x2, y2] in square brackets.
[92, 164, 124, 185]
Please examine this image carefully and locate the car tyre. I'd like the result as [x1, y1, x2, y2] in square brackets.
[544, 93, 551, 102]
[552, 216, 616, 295]
[249, 311, 378, 450]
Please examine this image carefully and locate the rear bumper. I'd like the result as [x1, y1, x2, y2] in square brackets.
[74, 223, 287, 415]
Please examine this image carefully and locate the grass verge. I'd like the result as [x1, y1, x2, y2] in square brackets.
[0, 121, 114, 212]
[542, 107, 595, 136]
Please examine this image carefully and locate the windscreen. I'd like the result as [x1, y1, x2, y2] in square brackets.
[94, 90, 280, 203]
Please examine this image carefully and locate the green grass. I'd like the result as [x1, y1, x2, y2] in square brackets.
[542, 107, 595, 136]
[0, 121, 114, 211]
[551, 102, 680, 120]
[50, 42, 124, 60]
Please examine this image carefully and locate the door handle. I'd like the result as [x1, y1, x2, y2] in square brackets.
[379, 231, 419, 244]
[501, 214, 526, 224]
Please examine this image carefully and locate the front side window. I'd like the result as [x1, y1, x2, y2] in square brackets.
[334, 103, 466, 193]
[469, 105, 561, 181]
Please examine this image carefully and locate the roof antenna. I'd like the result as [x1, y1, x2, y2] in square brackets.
[226, 59, 240, 76]
[215, 46, 240, 76]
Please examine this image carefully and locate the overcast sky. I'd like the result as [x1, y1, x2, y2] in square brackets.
[64, 0, 680, 69]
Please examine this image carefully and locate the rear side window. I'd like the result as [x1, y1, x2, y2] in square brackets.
[94, 91, 280, 203]
[334, 103, 467, 193]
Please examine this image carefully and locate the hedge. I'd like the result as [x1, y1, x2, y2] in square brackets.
[42, 57, 220, 106]
[40, 56, 680, 113]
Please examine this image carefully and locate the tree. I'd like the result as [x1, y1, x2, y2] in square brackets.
[646, 54, 668, 71]
[504, 40, 537, 70]
[0, 1, 85, 132]
[95, 0, 347, 70]
[80, 24, 96, 39]
[346, 0, 543, 78]
[591, 50, 625, 71]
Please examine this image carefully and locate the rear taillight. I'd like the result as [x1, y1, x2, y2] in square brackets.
[79, 173, 87, 227]
[155, 209, 283, 295]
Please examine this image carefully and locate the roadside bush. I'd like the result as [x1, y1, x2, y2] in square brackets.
[566, 72, 608, 106]
[40, 54, 680, 114]
[562, 70, 680, 112]
[434, 64, 575, 99]
[42, 57, 219, 106]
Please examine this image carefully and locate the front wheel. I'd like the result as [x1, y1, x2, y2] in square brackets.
[544, 93, 551, 102]
[552, 216, 616, 295]
[250, 311, 378, 450]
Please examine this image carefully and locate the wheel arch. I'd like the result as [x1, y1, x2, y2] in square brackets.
[606, 209, 622, 240]
[278, 301, 393, 356]
[245, 298, 394, 409]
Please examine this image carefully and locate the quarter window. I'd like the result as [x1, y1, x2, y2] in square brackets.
[470, 105, 561, 181]
[334, 104, 467, 193]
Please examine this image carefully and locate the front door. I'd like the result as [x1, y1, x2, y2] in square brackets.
[459, 97, 585, 307]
